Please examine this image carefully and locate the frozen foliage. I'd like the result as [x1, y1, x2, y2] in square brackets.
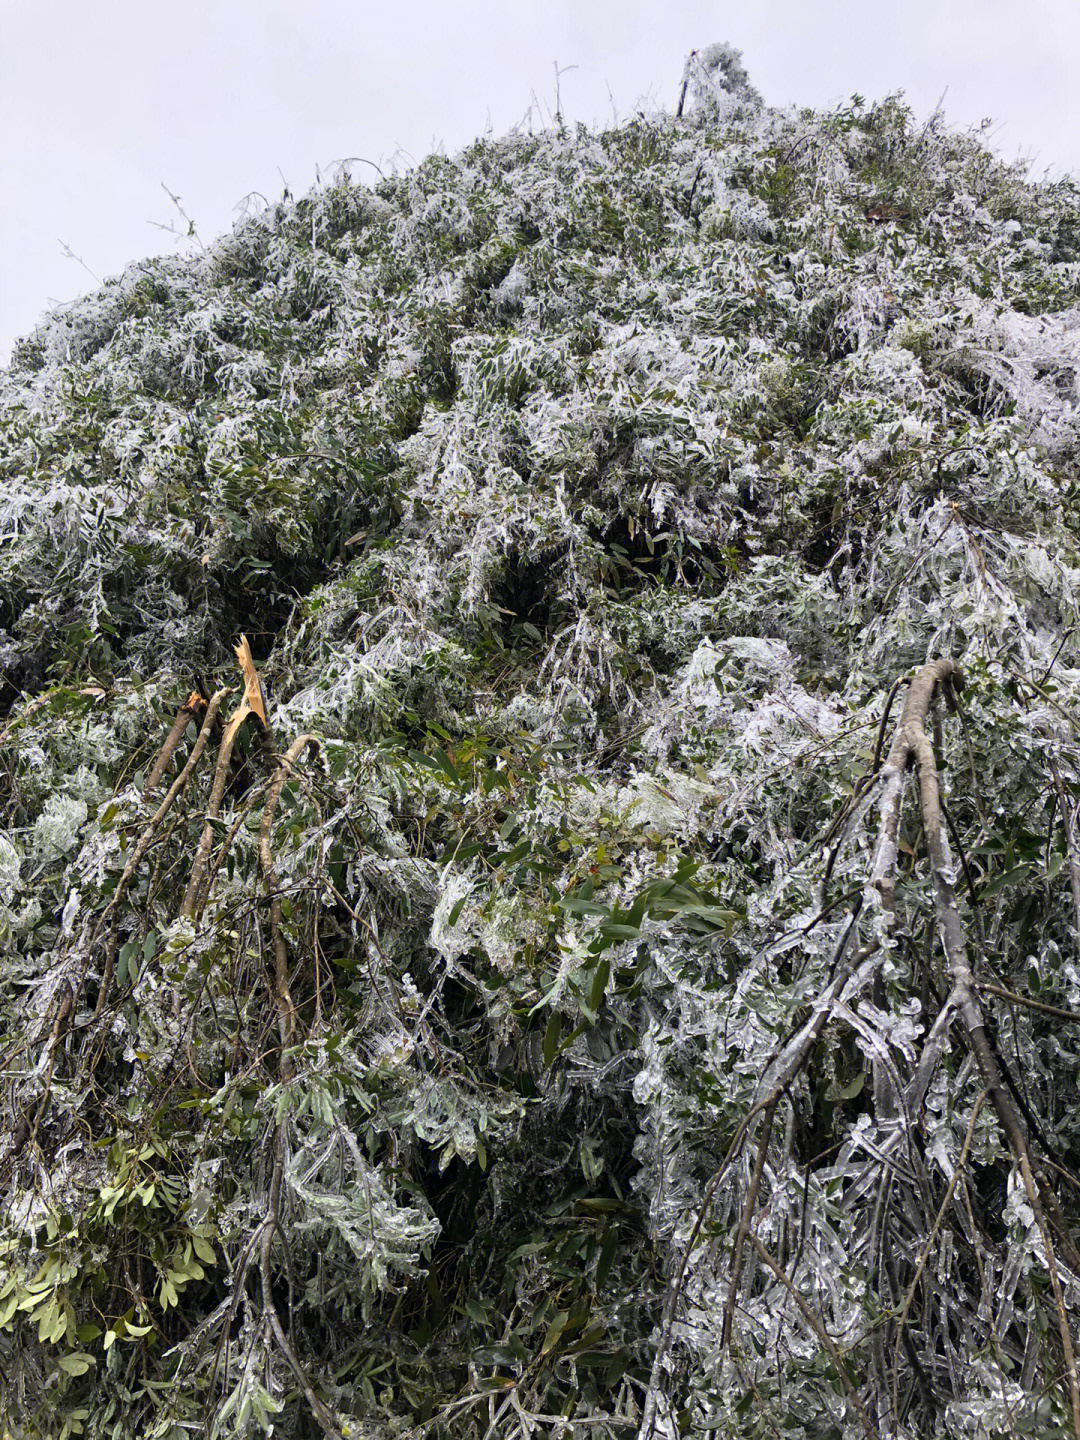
[2, 44, 1080, 1440]
[682, 43, 763, 120]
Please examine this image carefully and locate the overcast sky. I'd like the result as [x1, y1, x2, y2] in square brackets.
[2, 0, 1078, 364]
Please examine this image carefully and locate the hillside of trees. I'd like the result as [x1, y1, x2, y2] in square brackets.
[2, 44, 1080, 1439]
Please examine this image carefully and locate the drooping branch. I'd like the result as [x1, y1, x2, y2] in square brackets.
[91, 689, 228, 1019]
[258, 1129, 345, 1440]
[1050, 751, 1080, 956]
[641, 658, 1080, 1439]
[913, 715, 1080, 1431]
[863, 657, 1080, 1432]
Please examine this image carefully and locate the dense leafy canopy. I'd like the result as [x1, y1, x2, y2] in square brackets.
[2, 43, 1080, 1440]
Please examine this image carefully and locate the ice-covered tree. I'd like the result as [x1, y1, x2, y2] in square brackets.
[1, 43, 1080, 1440]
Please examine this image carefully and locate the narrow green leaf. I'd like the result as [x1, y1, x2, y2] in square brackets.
[981, 864, 1032, 899]
[589, 958, 610, 1013]
[543, 1011, 562, 1067]
[596, 1229, 618, 1289]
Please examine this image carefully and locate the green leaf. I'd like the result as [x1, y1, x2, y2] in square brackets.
[981, 864, 1032, 899]
[192, 1235, 216, 1265]
[58, 1354, 95, 1376]
[431, 749, 461, 784]
[543, 1011, 562, 1067]
[408, 749, 440, 772]
[557, 896, 610, 917]
[117, 941, 139, 987]
[605, 1349, 629, 1386]
[540, 1310, 569, 1355]
[37, 1299, 59, 1344]
[829, 1071, 865, 1101]
[596, 1229, 618, 1289]
[589, 958, 610, 1013]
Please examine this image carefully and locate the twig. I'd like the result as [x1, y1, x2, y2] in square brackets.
[890, 1090, 986, 1425]
[746, 1228, 876, 1440]
[977, 981, 1080, 1025]
[684, 163, 703, 219]
[160, 182, 205, 249]
[721, 1099, 778, 1351]
[58, 240, 100, 282]
[0, 690, 59, 748]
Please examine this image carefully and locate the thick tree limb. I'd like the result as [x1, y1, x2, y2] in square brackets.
[142, 691, 207, 800]
[257, 735, 319, 1073]
[182, 640, 268, 921]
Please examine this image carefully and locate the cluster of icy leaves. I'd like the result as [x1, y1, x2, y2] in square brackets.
[1, 43, 1080, 1440]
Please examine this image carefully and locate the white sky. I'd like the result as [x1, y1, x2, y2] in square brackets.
[2, 0, 1078, 364]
